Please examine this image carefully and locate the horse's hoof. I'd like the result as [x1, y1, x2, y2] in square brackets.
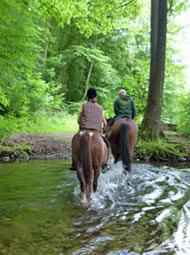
[102, 164, 110, 173]
[123, 165, 130, 172]
[81, 194, 88, 205]
[123, 170, 127, 176]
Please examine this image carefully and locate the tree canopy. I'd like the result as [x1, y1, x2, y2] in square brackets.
[0, 0, 190, 137]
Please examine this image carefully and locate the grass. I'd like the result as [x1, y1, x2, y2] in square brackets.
[18, 113, 78, 134]
[0, 112, 79, 139]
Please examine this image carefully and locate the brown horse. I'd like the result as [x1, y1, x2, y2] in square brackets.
[106, 118, 138, 172]
[71, 130, 108, 204]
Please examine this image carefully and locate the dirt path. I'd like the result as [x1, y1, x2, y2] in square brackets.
[0, 132, 74, 162]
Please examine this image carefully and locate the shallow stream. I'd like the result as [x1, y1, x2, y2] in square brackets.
[0, 160, 190, 255]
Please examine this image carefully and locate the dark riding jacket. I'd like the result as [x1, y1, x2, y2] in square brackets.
[114, 95, 136, 119]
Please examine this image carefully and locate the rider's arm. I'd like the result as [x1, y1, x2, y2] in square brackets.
[77, 106, 83, 124]
[131, 99, 137, 119]
[114, 99, 119, 115]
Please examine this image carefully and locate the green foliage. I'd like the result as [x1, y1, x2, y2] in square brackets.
[63, 101, 85, 115]
[6, 73, 50, 116]
[0, 0, 189, 139]
[136, 138, 187, 160]
[0, 0, 44, 116]
[0, 112, 79, 141]
[0, 144, 31, 155]
[0, 87, 9, 111]
[38, 0, 140, 36]
[162, 25, 187, 123]
[177, 92, 190, 136]
[0, 116, 17, 140]
[14, 113, 78, 134]
[168, 0, 190, 16]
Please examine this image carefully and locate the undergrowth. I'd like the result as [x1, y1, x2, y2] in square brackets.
[136, 138, 187, 161]
[0, 144, 31, 159]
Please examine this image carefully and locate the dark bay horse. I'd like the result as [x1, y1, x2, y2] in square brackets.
[106, 118, 138, 172]
[72, 130, 108, 204]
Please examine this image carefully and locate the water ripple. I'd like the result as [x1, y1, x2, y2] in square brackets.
[73, 163, 190, 254]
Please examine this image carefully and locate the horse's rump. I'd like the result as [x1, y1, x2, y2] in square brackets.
[107, 118, 138, 171]
[72, 130, 107, 203]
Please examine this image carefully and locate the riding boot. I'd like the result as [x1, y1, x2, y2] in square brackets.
[108, 117, 115, 126]
[69, 160, 77, 171]
[102, 135, 109, 149]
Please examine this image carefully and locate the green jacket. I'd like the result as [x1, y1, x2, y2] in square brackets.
[114, 95, 136, 119]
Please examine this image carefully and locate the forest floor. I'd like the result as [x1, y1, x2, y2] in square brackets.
[0, 131, 190, 167]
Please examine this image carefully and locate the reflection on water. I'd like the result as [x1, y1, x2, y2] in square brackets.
[0, 160, 190, 255]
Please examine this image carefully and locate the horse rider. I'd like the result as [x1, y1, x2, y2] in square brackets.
[70, 88, 109, 171]
[111, 89, 136, 124]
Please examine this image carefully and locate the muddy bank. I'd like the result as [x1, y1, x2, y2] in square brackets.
[0, 133, 74, 163]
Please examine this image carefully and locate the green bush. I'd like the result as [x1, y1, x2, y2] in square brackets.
[177, 92, 190, 136]
[0, 115, 17, 140]
[136, 138, 186, 160]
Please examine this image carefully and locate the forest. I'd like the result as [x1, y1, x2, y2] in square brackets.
[0, 0, 190, 142]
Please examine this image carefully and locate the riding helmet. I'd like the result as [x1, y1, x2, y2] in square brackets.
[87, 88, 97, 99]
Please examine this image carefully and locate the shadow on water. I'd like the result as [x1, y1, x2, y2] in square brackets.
[0, 160, 190, 255]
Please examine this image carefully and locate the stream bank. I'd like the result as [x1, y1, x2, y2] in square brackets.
[0, 131, 190, 167]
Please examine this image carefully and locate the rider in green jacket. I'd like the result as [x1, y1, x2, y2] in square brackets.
[114, 89, 136, 120]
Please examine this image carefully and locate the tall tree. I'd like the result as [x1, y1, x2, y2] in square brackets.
[142, 0, 167, 138]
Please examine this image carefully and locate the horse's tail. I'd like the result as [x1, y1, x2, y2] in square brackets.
[80, 132, 93, 200]
[119, 123, 131, 172]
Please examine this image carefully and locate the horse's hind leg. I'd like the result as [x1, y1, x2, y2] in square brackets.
[111, 143, 120, 163]
[77, 166, 88, 204]
[114, 153, 120, 163]
[77, 171, 84, 193]
[93, 178, 98, 192]
[93, 167, 100, 192]
[85, 172, 94, 201]
[93, 174, 97, 192]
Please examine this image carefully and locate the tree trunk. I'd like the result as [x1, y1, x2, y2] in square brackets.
[81, 61, 94, 101]
[142, 0, 167, 138]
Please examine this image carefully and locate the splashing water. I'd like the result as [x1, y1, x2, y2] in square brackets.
[74, 162, 190, 255]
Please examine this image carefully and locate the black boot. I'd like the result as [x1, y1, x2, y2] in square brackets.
[69, 161, 77, 171]
[102, 135, 109, 149]
[108, 117, 115, 127]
